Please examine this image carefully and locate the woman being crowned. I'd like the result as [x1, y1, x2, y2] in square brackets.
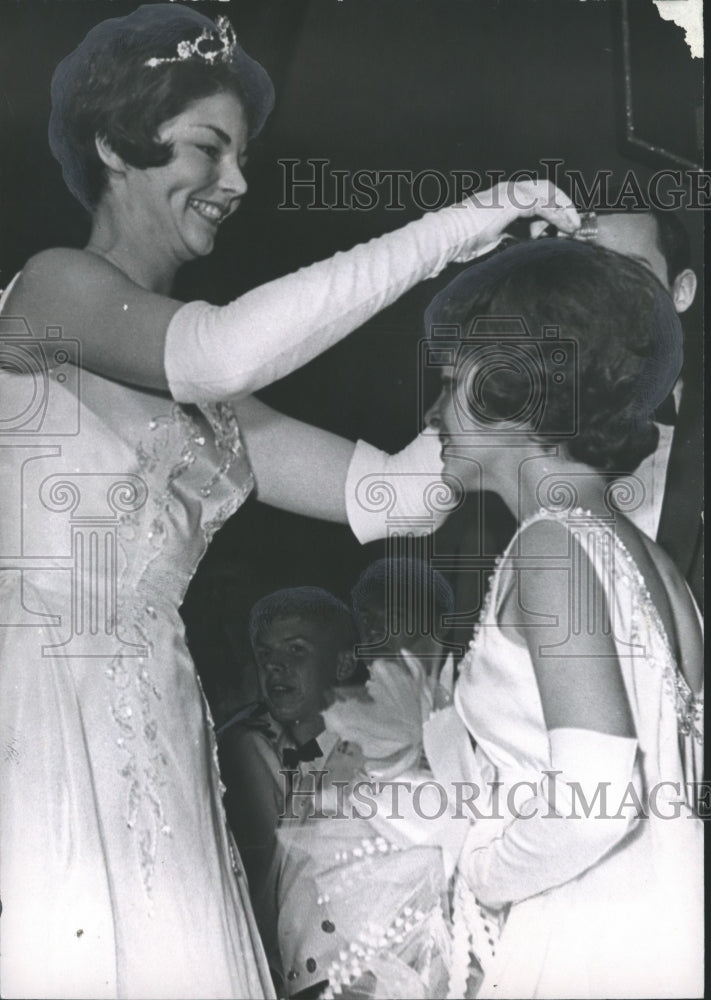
[431, 239, 703, 999]
[277, 241, 703, 1000]
[0, 5, 578, 999]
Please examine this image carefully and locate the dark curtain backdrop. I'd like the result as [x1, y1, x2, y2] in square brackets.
[0, 0, 703, 717]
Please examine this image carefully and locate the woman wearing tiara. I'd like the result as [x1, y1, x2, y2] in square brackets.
[424, 239, 703, 999]
[0, 5, 579, 998]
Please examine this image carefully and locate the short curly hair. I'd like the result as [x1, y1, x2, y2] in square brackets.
[49, 5, 275, 209]
[425, 239, 683, 475]
[249, 587, 357, 653]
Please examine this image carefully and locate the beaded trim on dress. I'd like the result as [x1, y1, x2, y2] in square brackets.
[462, 506, 703, 742]
[111, 400, 254, 898]
[451, 505, 703, 993]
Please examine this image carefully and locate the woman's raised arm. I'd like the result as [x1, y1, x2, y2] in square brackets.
[4, 182, 579, 398]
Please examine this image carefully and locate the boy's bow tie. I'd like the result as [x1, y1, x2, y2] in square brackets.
[282, 738, 322, 769]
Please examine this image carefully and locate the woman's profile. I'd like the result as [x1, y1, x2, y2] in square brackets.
[0, 5, 578, 998]
[425, 239, 703, 999]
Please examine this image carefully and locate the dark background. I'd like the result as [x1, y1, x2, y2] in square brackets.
[0, 0, 703, 719]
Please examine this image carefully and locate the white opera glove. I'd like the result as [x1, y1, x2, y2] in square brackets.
[345, 425, 460, 543]
[459, 728, 640, 911]
[164, 182, 578, 403]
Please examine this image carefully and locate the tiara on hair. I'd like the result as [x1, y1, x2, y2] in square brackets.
[145, 15, 237, 68]
[575, 211, 598, 241]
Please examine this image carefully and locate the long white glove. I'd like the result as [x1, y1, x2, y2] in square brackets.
[345, 426, 460, 543]
[164, 184, 577, 403]
[459, 728, 639, 910]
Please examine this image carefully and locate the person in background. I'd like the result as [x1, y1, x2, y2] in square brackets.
[565, 206, 702, 609]
[218, 587, 362, 992]
[278, 558, 478, 999]
[351, 555, 456, 671]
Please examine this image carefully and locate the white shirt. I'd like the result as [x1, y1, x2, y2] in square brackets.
[619, 420, 676, 540]
[615, 381, 681, 540]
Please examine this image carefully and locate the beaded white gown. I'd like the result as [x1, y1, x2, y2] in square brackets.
[0, 290, 273, 998]
[454, 509, 704, 1000]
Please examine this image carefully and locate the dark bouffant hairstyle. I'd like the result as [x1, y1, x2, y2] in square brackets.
[49, 5, 274, 209]
[249, 587, 358, 652]
[425, 239, 683, 475]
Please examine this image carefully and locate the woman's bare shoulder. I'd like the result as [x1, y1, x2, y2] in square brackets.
[23, 246, 105, 272]
[9, 248, 137, 311]
[512, 514, 573, 573]
[5, 248, 181, 389]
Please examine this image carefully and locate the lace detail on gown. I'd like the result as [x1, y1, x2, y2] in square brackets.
[0, 281, 272, 997]
[200, 401, 255, 542]
[108, 400, 254, 897]
[618, 541, 703, 742]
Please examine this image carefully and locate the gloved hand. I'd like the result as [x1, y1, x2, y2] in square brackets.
[164, 182, 579, 403]
[345, 426, 461, 543]
[458, 727, 640, 910]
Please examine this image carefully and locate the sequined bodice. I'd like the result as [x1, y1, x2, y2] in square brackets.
[0, 364, 254, 628]
[0, 361, 255, 894]
[0, 294, 275, 997]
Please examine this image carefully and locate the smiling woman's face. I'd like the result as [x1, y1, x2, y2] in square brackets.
[115, 90, 249, 263]
[425, 363, 486, 492]
[254, 614, 340, 726]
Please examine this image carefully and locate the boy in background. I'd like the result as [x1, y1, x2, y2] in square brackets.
[218, 586, 361, 994]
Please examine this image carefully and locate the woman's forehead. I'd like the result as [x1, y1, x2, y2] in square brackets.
[160, 91, 248, 140]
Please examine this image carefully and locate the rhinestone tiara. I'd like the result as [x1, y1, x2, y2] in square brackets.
[145, 15, 237, 68]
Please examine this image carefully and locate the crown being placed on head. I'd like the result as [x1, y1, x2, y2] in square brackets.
[575, 211, 598, 242]
[144, 15, 237, 68]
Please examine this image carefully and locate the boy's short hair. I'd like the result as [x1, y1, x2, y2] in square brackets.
[249, 586, 357, 651]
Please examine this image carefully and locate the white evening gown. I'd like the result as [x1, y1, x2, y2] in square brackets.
[454, 509, 704, 1000]
[0, 283, 273, 998]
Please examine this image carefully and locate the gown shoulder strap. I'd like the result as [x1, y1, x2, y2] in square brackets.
[0, 272, 21, 312]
